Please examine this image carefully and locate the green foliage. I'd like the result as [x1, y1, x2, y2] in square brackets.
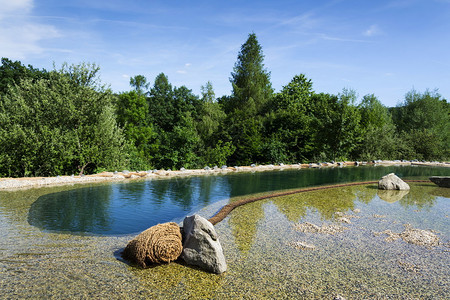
[202, 141, 236, 167]
[0, 34, 448, 177]
[0, 57, 48, 96]
[229, 33, 273, 115]
[116, 91, 155, 170]
[263, 74, 315, 163]
[355, 94, 399, 160]
[308, 91, 363, 161]
[147, 74, 203, 169]
[129, 75, 149, 96]
[0, 63, 127, 177]
[392, 89, 449, 160]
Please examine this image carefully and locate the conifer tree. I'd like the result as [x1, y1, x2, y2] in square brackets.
[228, 33, 273, 115]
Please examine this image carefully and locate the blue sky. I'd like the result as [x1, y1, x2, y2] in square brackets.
[1, 0, 449, 107]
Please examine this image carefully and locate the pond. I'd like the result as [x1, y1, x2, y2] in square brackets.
[0, 165, 449, 298]
[27, 165, 449, 235]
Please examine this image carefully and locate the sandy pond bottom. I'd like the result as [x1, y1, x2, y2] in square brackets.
[0, 183, 449, 299]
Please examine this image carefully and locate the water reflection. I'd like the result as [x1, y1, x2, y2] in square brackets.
[23, 165, 449, 235]
[273, 186, 358, 222]
[227, 183, 445, 255]
[28, 186, 113, 234]
[377, 190, 409, 203]
[228, 200, 265, 255]
[28, 176, 233, 235]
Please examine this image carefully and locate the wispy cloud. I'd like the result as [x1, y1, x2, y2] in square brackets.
[0, 0, 61, 59]
[0, 0, 33, 17]
[363, 24, 382, 37]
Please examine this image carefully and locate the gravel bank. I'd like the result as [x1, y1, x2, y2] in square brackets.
[1, 160, 448, 190]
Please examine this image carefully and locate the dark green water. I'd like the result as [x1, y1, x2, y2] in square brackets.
[27, 165, 449, 235]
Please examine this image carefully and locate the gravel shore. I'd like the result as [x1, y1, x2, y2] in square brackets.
[1, 160, 448, 190]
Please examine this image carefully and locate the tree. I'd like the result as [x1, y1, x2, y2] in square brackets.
[392, 89, 449, 160]
[147, 73, 203, 169]
[200, 81, 215, 103]
[130, 75, 150, 96]
[0, 57, 48, 96]
[223, 33, 274, 165]
[116, 91, 156, 170]
[309, 90, 362, 161]
[272, 74, 313, 112]
[262, 74, 315, 163]
[355, 94, 398, 160]
[0, 63, 127, 177]
[228, 33, 273, 115]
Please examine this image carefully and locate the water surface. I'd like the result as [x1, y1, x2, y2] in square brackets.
[0, 169, 448, 298]
[27, 165, 449, 235]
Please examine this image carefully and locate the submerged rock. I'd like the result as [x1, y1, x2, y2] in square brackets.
[289, 241, 316, 250]
[400, 224, 439, 247]
[294, 222, 348, 235]
[374, 224, 439, 247]
[181, 215, 227, 274]
[378, 173, 410, 190]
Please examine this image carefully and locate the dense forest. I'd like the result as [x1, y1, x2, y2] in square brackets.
[0, 33, 448, 177]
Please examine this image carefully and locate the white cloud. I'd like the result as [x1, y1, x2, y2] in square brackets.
[364, 24, 381, 37]
[0, 0, 61, 59]
[0, 0, 33, 17]
[176, 70, 187, 74]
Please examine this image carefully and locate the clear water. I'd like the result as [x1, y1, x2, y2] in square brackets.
[0, 169, 449, 298]
[27, 165, 449, 235]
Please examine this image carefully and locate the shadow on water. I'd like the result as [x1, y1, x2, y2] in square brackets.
[25, 165, 449, 235]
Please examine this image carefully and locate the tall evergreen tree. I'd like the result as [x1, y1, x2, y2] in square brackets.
[228, 33, 273, 115]
[223, 33, 274, 165]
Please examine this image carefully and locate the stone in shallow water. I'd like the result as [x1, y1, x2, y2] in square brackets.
[400, 224, 439, 247]
[374, 224, 439, 247]
[181, 214, 227, 274]
[378, 173, 410, 190]
[294, 222, 348, 235]
[289, 241, 316, 250]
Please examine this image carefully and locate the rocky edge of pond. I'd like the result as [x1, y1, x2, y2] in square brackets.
[1, 160, 448, 190]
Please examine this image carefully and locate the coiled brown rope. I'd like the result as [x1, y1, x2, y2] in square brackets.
[208, 180, 429, 225]
[122, 222, 183, 268]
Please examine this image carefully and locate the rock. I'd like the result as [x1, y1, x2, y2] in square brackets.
[181, 215, 227, 274]
[337, 217, 351, 224]
[429, 176, 450, 188]
[375, 224, 439, 247]
[289, 241, 315, 250]
[400, 224, 439, 247]
[378, 173, 410, 190]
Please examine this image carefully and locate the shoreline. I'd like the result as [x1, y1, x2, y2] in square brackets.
[0, 160, 448, 191]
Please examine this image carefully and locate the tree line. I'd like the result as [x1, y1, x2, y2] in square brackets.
[0, 33, 448, 177]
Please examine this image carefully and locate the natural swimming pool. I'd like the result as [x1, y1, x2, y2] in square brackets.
[27, 165, 449, 235]
[0, 165, 449, 298]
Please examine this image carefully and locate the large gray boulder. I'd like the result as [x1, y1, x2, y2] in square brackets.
[378, 173, 410, 190]
[181, 215, 227, 274]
